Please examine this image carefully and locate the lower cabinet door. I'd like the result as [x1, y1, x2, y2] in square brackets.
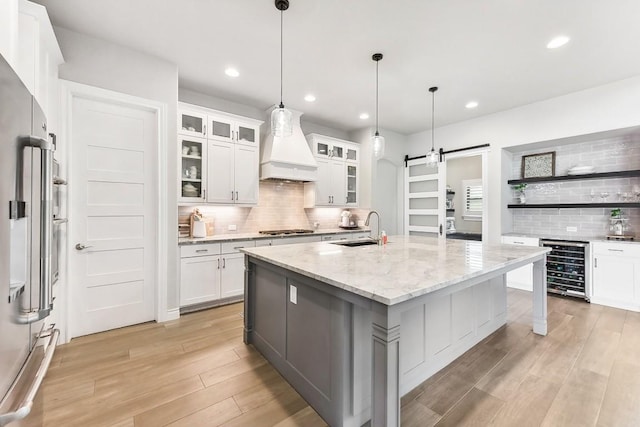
[593, 255, 635, 302]
[220, 253, 245, 298]
[180, 255, 220, 306]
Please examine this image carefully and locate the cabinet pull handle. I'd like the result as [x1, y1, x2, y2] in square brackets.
[328, 196, 331, 204]
[203, 124, 206, 136]
[223, 258, 226, 268]
[203, 189, 206, 199]
[594, 257, 597, 268]
[217, 259, 220, 269]
[236, 191, 238, 201]
[195, 249, 208, 253]
[231, 191, 235, 201]
[233, 246, 244, 250]
[607, 249, 624, 252]
[513, 241, 524, 244]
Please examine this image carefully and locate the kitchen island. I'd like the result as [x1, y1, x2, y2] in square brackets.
[242, 235, 550, 427]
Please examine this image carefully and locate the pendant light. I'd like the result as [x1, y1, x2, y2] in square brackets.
[371, 53, 385, 158]
[271, 0, 293, 137]
[425, 86, 439, 167]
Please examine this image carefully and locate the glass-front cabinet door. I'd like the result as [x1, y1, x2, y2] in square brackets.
[179, 136, 206, 202]
[235, 122, 259, 146]
[179, 110, 206, 138]
[208, 115, 234, 143]
[346, 145, 358, 162]
[330, 144, 344, 159]
[346, 164, 358, 206]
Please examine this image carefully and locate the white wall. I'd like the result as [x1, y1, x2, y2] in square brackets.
[54, 27, 181, 309]
[349, 127, 407, 234]
[407, 75, 640, 243]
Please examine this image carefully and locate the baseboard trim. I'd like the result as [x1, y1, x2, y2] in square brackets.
[161, 308, 180, 322]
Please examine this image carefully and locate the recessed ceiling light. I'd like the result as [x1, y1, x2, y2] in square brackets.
[465, 101, 479, 109]
[547, 35, 570, 49]
[359, 113, 369, 120]
[225, 67, 240, 77]
[304, 94, 316, 102]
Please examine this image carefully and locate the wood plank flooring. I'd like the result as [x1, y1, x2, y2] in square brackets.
[24, 290, 640, 426]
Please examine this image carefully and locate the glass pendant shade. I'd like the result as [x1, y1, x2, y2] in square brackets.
[271, 105, 293, 137]
[425, 148, 438, 167]
[372, 132, 385, 158]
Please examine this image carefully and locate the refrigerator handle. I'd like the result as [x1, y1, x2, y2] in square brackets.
[15, 136, 55, 324]
[0, 326, 59, 426]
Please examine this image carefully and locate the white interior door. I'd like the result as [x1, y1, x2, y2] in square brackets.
[70, 96, 157, 338]
[404, 159, 445, 237]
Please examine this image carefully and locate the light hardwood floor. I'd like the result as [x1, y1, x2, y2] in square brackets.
[25, 289, 640, 426]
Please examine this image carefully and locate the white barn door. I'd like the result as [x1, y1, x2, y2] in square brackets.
[404, 158, 445, 237]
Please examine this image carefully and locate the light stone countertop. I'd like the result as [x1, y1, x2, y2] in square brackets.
[502, 232, 639, 245]
[241, 235, 550, 306]
[178, 228, 371, 245]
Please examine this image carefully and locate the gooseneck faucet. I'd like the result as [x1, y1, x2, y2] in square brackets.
[365, 210, 381, 243]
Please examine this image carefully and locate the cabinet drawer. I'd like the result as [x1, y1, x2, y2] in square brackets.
[221, 240, 256, 254]
[255, 239, 273, 247]
[501, 236, 539, 247]
[592, 242, 640, 257]
[181, 243, 221, 258]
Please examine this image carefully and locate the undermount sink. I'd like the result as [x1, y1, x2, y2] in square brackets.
[331, 239, 379, 247]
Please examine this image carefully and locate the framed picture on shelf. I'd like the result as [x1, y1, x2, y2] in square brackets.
[521, 151, 556, 178]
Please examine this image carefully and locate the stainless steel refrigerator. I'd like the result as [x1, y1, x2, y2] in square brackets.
[0, 54, 59, 425]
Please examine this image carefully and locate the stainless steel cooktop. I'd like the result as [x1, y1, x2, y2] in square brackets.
[258, 229, 315, 236]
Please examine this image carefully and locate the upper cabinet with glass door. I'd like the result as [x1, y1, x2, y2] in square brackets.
[208, 112, 260, 147]
[179, 109, 207, 138]
[308, 134, 345, 160]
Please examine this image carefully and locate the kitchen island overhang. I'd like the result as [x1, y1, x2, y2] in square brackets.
[241, 236, 550, 427]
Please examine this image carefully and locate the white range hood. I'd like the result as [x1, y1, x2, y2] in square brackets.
[260, 107, 318, 182]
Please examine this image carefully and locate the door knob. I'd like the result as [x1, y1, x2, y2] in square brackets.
[75, 243, 93, 250]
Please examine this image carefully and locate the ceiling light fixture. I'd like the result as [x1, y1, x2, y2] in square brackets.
[225, 67, 240, 78]
[371, 53, 385, 158]
[465, 101, 478, 109]
[425, 86, 439, 168]
[271, 0, 293, 137]
[304, 94, 316, 102]
[547, 35, 570, 49]
[359, 113, 369, 120]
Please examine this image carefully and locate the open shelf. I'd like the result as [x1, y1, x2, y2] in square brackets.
[508, 202, 640, 209]
[507, 169, 640, 185]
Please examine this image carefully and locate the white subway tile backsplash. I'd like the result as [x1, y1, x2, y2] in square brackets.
[511, 135, 640, 238]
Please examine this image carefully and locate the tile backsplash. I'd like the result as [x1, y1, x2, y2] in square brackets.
[510, 134, 640, 238]
[179, 181, 370, 236]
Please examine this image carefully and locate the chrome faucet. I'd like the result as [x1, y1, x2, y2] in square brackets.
[365, 210, 381, 243]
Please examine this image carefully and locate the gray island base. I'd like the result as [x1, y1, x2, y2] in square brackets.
[242, 235, 550, 427]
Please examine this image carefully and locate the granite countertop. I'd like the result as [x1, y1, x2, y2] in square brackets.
[178, 228, 371, 245]
[241, 235, 550, 306]
[502, 232, 639, 245]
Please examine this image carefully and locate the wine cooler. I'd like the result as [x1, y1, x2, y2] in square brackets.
[540, 239, 590, 302]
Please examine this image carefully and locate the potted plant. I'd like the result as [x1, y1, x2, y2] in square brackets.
[610, 208, 622, 218]
[513, 183, 527, 204]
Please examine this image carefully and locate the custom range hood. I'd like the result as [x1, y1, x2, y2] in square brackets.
[260, 106, 318, 181]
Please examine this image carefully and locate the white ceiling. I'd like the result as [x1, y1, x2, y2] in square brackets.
[35, 0, 640, 134]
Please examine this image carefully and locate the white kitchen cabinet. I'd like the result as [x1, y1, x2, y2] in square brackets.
[179, 240, 255, 307]
[206, 141, 258, 205]
[179, 135, 207, 203]
[591, 242, 640, 311]
[501, 235, 540, 292]
[178, 103, 262, 206]
[179, 108, 207, 138]
[207, 113, 260, 148]
[305, 134, 358, 208]
[13, 1, 63, 126]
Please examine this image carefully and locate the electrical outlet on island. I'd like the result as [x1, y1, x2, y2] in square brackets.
[566, 226, 577, 232]
[228, 224, 237, 231]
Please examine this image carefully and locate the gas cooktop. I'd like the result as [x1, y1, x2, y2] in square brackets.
[258, 229, 315, 236]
